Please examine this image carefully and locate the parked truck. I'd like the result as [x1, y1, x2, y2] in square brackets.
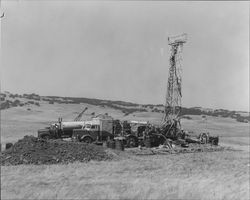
[72, 115, 121, 143]
[38, 118, 86, 139]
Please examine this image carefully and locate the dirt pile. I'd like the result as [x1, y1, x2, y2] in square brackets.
[0, 136, 113, 165]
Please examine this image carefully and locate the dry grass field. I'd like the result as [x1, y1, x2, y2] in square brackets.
[1, 150, 249, 199]
[1, 102, 249, 199]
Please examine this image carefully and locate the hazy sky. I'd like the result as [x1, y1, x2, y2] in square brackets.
[0, 1, 249, 111]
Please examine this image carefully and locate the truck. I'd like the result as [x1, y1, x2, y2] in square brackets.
[38, 118, 86, 139]
[72, 115, 121, 143]
[38, 107, 89, 139]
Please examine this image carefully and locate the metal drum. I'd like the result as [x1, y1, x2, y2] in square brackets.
[115, 139, 124, 151]
[5, 143, 13, 150]
[108, 140, 115, 149]
[102, 141, 108, 148]
[144, 137, 152, 148]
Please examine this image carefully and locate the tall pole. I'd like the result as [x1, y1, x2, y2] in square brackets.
[0, 0, 4, 93]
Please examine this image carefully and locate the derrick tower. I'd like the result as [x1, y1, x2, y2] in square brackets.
[162, 33, 187, 128]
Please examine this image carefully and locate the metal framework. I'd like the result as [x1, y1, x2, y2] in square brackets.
[162, 33, 187, 127]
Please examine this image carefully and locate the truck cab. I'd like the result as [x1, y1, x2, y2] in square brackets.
[72, 115, 115, 143]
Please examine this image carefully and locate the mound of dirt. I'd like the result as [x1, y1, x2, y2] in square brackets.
[0, 136, 113, 165]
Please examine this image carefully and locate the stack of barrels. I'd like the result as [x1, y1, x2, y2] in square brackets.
[115, 139, 124, 151]
[104, 138, 124, 151]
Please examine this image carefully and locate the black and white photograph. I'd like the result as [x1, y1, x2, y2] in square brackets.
[0, 1, 249, 199]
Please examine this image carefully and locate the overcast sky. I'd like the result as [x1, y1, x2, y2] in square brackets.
[0, 1, 249, 111]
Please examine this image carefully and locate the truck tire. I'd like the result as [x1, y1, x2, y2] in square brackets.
[82, 136, 93, 144]
[211, 136, 219, 145]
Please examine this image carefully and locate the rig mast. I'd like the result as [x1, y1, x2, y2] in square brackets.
[162, 33, 187, 130]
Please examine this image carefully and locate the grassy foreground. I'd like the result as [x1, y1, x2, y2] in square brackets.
[1, 149, 249, 200]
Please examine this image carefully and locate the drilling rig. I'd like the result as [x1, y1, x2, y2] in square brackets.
[161, 33, 187, 140]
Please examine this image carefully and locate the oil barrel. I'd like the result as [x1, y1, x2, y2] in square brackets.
[102, 141, 108, 148]
[144, 137, 152, 148]
[115, 139, 124, 151]
[5, 143, 13, 150]
[108, 140, 115, 149]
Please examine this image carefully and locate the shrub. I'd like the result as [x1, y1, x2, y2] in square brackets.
[0, 93, 6, 98]
[12, 99, 21, 107]
[0, 102, 11, 109]
[182, 115, 192, 120]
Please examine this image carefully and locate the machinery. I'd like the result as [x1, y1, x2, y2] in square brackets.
[37, 107, 88, 139]
[37, 33, 218, 147]
[72, 115, 121, 143]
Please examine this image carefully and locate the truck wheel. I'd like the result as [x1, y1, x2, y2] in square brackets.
[82, 137, 93, 144]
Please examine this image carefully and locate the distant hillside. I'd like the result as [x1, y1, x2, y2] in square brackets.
[0, 91, 249, 123]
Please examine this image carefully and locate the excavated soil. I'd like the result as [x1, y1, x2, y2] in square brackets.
[0, 136, 113, 165]
[0, 136, 230, 166]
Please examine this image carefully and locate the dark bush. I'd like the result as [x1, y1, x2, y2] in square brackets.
[0, 93, 6, 98]
[27, 101, 35, 104]
[0, 102, 11, 109]
[182, 115, 192, 120]
[12, 99, 21, 107]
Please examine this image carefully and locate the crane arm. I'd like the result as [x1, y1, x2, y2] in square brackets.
[74, 107, 88, 121]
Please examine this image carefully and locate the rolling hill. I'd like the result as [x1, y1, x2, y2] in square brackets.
[1, 91, 249, 122]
